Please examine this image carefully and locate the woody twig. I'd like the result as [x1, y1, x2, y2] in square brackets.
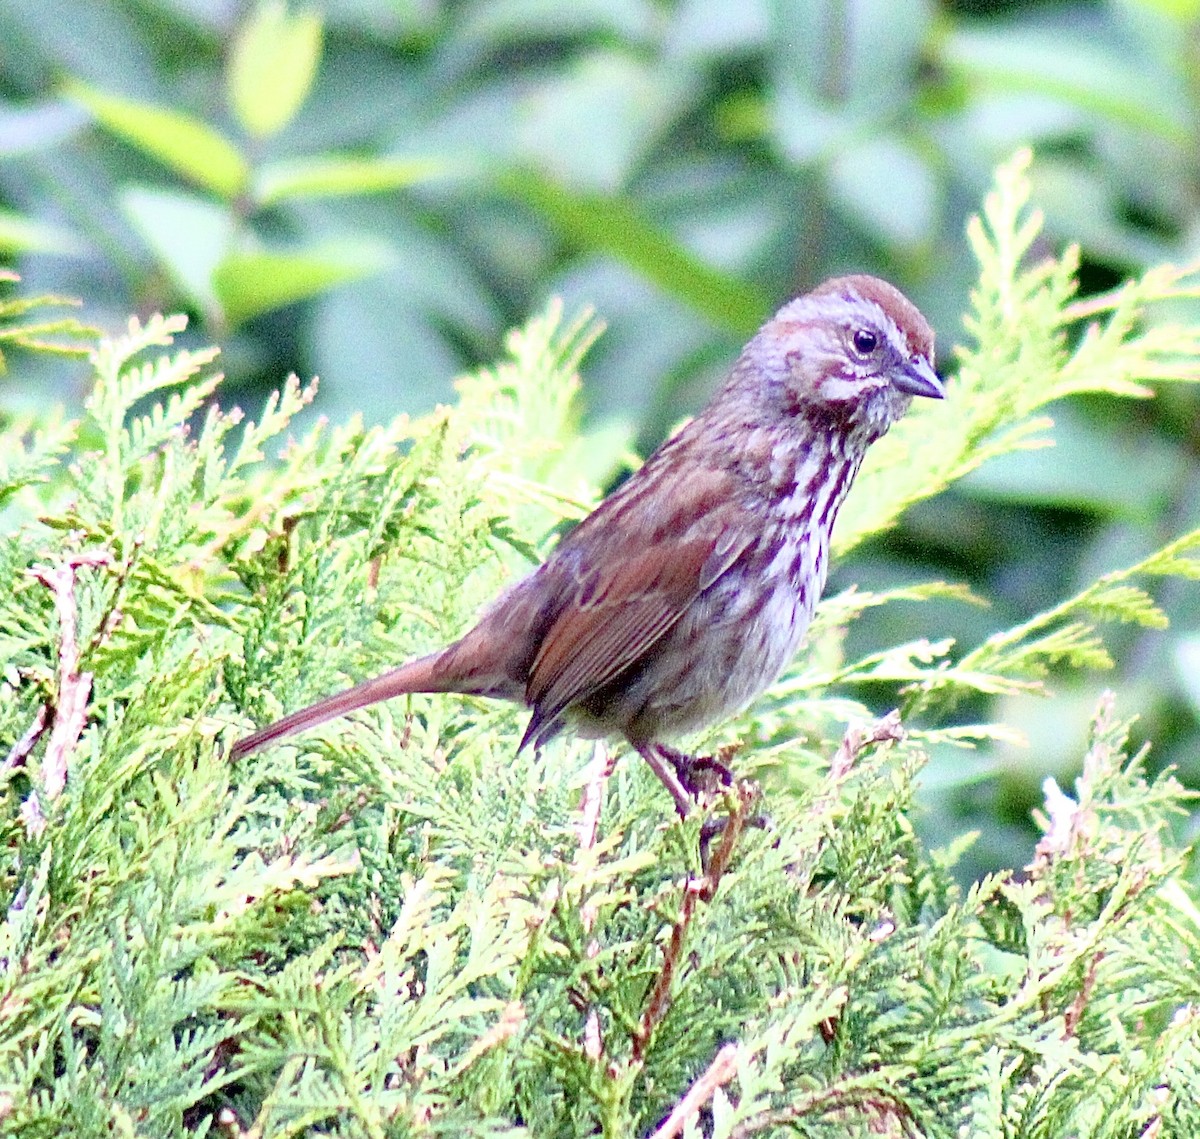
[27, 549, 112, 807]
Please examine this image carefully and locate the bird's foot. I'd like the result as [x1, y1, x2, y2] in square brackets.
[653, 743, 735, 799]
[635, 741, 760, 821]
[633, 742, 768, 876]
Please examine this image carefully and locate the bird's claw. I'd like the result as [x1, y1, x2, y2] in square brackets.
[655, 743, 735, 798]
[634, 742, 759, 834]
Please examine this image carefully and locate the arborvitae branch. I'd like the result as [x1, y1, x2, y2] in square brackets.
[2, 162, 1200, 1137]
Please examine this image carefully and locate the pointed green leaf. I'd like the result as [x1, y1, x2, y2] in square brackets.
[227, 1, 323, 139]
[66, 81, 248, 199]
[499, 167, 770, 337]
[254, 154, 451, 205]
[121, 188, 234, 314]
[214, 245, 387, 327]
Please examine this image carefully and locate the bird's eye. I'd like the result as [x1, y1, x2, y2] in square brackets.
[852, 328, 879, 355]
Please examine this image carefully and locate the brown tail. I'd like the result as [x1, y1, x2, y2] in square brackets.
[230, 651, 454, 760]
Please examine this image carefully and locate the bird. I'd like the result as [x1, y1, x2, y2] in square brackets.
[230, 275, 943, 816]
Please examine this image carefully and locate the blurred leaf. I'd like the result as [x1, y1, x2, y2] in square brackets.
[227, 1, 323, 140]
[822, 0, 933, 111]
[1, 2, 160, 92]
[317, 201, 500, 332]
[308, 206, 501, 421]
[312, 278, 463, 424]
[0, 209, 85, 257]
[715, 90, 771, 142]
[121, 188, 233, 315]
[767, 0, 932, 162]
[502, 168, 769, 336]
[549, 257, 723, 430]
[944, 91, 1084, 154]
[254, 154, 452, 205]
[66, 81, 248, 199]
[664, 0, 768, 58]
[942, 26, 1190, 144]
[454, 0, 657, 47]
[1175, 635, 1200, 715]
[516, 52, 696, 192]
[958, 402, 1185, 519]
[0, 100, 88, 157]
[1028, 157, 1174, 267]
[767, 82, 851, 165]
[1132, 0, 1200, 17]
[214, 244, 387, 327]
[827, 134, 939, 251]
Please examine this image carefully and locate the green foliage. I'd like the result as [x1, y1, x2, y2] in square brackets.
[10, 0, 1200, 834]
[0, 269, 93, 372]
[836, 149, 1200, 554]
[9, 0, 1200, 428]
[789, 152, 1200, 736]
[3, 159, 1200, 1137]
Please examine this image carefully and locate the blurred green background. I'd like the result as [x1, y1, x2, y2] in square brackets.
[3, 0, 1200, 875]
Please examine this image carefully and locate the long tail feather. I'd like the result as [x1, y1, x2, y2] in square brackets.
[230, 651, 452, 760]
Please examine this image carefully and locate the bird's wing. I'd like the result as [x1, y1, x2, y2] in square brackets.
[522, 462, 749, 745]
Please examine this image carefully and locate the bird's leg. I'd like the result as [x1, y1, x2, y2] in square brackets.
[663, 746, 771, 851]
[634, 743, 748, 819]
[635, 743, 768, 871]
[633, 743, 695, 818]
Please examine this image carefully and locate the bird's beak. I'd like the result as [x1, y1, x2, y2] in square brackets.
[893, 355, 945, 400]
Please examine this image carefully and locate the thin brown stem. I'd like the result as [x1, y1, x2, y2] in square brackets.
[3, 705, 49, 774]
[576, 743, 615, 1061]
[729, 1079, 915, 1138]
[649, 1043, 739, 1139]
[576, 742, 615, 862]
[29, 549, 112, 802]
[631, 780, 758, 1063]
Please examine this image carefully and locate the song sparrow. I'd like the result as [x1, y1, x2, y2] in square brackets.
[231, 275, 943, 815]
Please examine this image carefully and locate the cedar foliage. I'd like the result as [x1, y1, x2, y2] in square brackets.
[3, 155, 1200, 1138]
